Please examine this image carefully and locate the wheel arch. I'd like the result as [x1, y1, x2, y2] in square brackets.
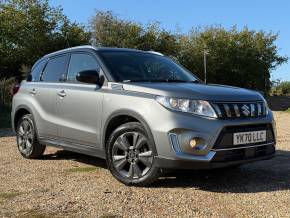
[13, 105, 32, 130]
[102, 109, 157, 155]
[13, 105, 39, 139]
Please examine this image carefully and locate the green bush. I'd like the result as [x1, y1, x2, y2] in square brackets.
[0, 78, 14, 128]
[0, 77, 15, 110]
[271, 81, 290, 96]
[279, 82, 290, 95]
[0, 111, 11, 128]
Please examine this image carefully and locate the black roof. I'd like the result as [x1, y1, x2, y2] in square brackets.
[32, 45, 163, 69]
[42, 45, 163, 59]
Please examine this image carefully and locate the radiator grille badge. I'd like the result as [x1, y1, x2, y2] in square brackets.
[241, 105, 250, 116]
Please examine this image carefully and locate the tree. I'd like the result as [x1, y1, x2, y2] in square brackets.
[178, 26, 287, 92]
[1, 6, 287, 93]
[0, 0, 90, 79]
[90, 12, 287, 92]
[90, 11, 142, 48]
[90, 11, 179, 56]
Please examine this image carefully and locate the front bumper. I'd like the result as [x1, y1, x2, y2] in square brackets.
[155, 143, 275, 169]
[147, 103, 276, 169]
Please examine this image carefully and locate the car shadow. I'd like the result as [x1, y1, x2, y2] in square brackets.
[41, 150, 107, 169]
[41, 149, 290, 193]
[151, 149, 290, 193]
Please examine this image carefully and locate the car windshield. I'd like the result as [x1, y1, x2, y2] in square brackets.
[99, 51, 199, 83]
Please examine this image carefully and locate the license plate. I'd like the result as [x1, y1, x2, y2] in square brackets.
[233, 130, 266, 145]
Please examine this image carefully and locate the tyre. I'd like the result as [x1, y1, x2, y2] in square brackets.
[106, 122, 161, 186]
[16, 114, 46, 159]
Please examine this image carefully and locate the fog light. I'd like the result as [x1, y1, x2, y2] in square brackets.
[189, 137, 206, 150]
[189, 138, 197, 148]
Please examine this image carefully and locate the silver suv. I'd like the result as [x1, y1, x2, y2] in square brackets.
[11, 46, 276, 185]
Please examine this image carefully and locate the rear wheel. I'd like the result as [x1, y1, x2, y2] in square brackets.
[106, 122, 160, 186]
[16, 114, 46, 159]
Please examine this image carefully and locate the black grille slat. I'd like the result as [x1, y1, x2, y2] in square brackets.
[212, 101, 265, 119]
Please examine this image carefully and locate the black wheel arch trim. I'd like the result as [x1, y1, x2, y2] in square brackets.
[13, 105, 40, 140]
[102, 109, 158, 155]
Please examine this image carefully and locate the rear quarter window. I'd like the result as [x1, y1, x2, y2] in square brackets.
[41, 55, 67, 82]
[29, 60, 46, 82]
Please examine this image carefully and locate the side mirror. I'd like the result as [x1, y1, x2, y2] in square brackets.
[76, 70, 100, 85]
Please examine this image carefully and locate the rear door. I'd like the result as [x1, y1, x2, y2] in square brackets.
[56, 52, 104, 147]
[34, 55, 68, 139]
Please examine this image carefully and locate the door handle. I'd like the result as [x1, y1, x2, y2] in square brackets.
[57, 90, 66, 97]
[30, 88, 36, 95]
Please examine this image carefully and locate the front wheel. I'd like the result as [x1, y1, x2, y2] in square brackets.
[16, 114, 46, 159]
[106, 122, 160, 186]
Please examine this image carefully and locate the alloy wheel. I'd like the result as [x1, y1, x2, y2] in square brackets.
[112, 132, 153, 179]
[17, 120, 34, 155]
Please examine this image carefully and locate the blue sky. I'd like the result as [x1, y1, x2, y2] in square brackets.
[50, 0, 290, 81]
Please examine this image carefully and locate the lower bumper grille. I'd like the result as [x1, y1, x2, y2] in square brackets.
[212, 144, 275, 162]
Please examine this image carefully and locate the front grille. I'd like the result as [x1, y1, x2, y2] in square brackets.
[213, 124, 275, 150]
[212, 101, 266, 119]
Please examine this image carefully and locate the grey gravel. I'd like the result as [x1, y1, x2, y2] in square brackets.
[0, 112, 289, 217]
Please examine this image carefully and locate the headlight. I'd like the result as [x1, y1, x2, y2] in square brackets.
[258, 92, 270, 115]
[155, 96, 217, 118]
[262, 97, 270, 115]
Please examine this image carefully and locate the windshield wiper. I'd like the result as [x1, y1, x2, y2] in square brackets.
[154, 79, 188, 83]
[186, 80, 202, 84]
[122, 79, 198, 83]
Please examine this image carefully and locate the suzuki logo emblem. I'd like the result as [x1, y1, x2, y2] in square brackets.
[241, 105, 250, 116]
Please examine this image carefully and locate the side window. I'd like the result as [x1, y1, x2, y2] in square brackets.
[29, 60, 46, 82]
[67, 53, 100, 81]
[41, 55, 67, 82]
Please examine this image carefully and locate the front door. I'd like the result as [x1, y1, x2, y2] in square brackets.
[56, 53, 103, 147]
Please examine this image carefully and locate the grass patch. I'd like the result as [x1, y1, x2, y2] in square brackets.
[0, 191, 20, 199]
[99, 214, 119, 218]
[285, 108, 290, 112]
[66, 166, 98, 173]
[18, 209, 60, 218]
[0, 110, 11, 128]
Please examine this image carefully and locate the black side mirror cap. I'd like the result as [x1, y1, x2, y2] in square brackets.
[76, 70, 100, 85]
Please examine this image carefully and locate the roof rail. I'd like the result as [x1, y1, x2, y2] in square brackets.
[147, 51, 164, 56]
[43, 45, 97, 58]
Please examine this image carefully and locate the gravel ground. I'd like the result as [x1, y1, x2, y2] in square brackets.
[0, 112, 289, 217]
